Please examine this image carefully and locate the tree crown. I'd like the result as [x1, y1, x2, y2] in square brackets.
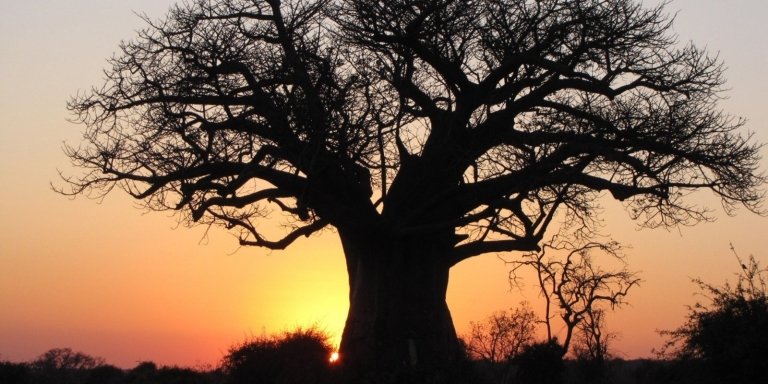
[61, 0, 764, 262]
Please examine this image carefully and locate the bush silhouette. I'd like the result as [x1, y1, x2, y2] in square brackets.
[84, 364, 124, 384]
[124, 361, 157, 383]
[0, 360, 30, 384]
[221, 327, 333, 384]
[29, 348, 106, 384]
[155, 366, 217, 384]
[513, 340, 565, 384]
[660, 250, 768, 383]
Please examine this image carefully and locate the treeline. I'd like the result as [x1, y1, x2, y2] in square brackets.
[1, 332, 765, 384]
[0, 327, 335, 384]
[2, 347, 763, 384]
[0, 354, 221, 384]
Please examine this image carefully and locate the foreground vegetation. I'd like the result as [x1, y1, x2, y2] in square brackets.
[3, 250, 765, 384]
[2, 350, 764, 384]
[3, 319, 766, 384]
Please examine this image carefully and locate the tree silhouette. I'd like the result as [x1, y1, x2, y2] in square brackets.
[572, 308, 616, 384]
[658, 248, 768, 383]
[60, 0, 764, 379]
[463, 305, 537, 384]
[464, 304, 537, 364]
[30, 348, 106, 384]
[507, 239, 640, 355]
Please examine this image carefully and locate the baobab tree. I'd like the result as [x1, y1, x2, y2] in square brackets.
[60, 0, 764, 380]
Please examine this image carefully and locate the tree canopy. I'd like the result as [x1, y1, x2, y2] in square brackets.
[62, 0, 764, 260]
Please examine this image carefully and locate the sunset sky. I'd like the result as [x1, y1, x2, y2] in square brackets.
[1, 0, 767, 368]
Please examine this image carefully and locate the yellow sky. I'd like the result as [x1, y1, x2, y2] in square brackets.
[1, 0, 767, 368]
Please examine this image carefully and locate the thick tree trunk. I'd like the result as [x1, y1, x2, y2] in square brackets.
[337, 228, 465, 382]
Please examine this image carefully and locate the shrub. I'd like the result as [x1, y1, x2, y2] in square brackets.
[659, 248, 768, 383]
[221, 326, 334, 384]
[0, 360, 30, 384]
[84, 364, 124, 384]
[513, 340, 565, 384]
[29, 348, 106, 384]
[155, 366, 217, 384]
[125, 361, 158, 383]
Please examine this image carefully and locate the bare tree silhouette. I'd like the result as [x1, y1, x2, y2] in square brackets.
[507, 239, 640, 355]
[59, 0, 764, 379]
[573, 308, 616, 383]
[463, 305, 537, 384]
[464, 304, 537, 363]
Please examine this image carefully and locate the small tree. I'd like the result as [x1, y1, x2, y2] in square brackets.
[464, 304, 537, 363]
[572, 308, 617, 383]
[30, 348, 105, 372]
[573, 309, 614, 363]
[507, 238, 640, 356]
[659, 246, 768, 383]
[30, 348, 106, 384]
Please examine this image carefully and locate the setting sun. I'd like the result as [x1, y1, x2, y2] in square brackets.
[329, 351, 340, 364]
